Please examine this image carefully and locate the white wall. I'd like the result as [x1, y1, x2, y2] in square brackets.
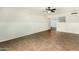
[57, 23, 79, 34]
[53, 12, 79, 23]
[66, 13, 79, 22]
[55, 12, 79, 34]
[0, 8, 49, 42]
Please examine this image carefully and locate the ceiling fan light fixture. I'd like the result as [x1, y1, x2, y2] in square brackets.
[47, 10, 51, 13]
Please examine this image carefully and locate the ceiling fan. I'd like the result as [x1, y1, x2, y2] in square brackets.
[43, 7, 56, 13]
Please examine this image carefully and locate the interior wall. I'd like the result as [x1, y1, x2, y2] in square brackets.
[55, 11, 79, 34]
[66, 13, 79, 22]
[53, 12, 79, 22]
[0, 8, 49, 42]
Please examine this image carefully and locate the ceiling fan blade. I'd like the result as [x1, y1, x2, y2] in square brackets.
[51, 10, 55, 12]
[52, 9, 56, 10]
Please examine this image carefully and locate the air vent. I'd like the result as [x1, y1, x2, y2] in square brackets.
[71, 12, 78, 15]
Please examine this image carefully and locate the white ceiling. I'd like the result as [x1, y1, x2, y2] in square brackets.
[26, 7, 79, 14]
[0, 7, 79, 14]
[55, 7, 79, 14]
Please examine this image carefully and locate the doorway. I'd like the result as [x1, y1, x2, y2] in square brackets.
[50, 16, 66, 31]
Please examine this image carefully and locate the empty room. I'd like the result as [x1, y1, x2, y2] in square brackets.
[0, 7, 79, 51]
